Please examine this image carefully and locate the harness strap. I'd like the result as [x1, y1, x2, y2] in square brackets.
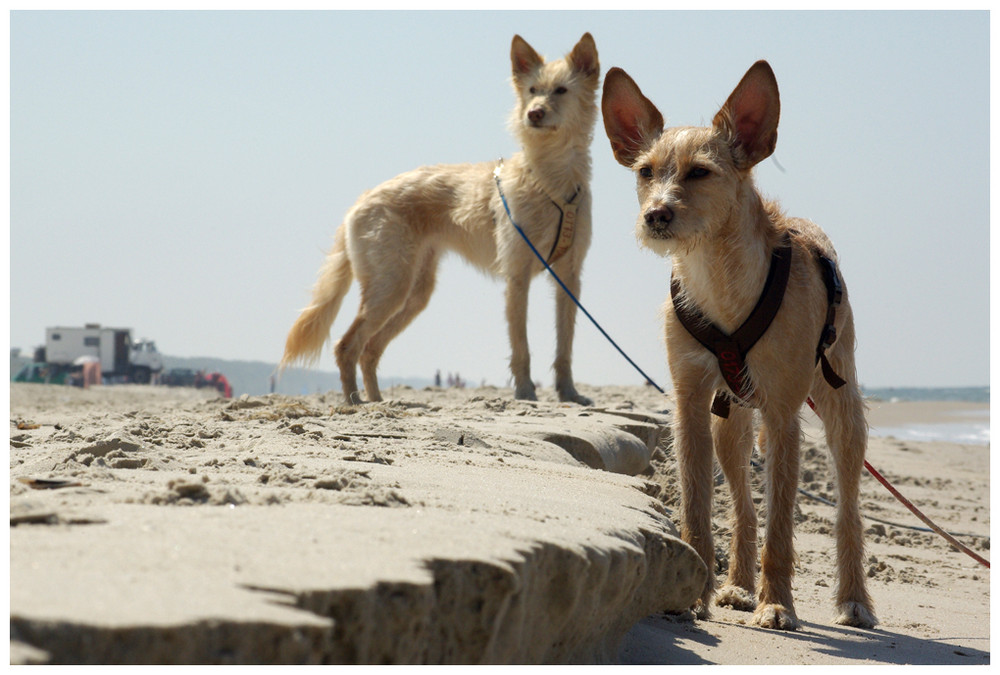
[816, 253, 847, 389]
[671, 232, 793, 417]
[671, 232, 847, 419]
[495, 161, 580, 265]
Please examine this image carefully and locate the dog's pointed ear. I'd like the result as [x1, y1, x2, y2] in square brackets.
[568, 32, 599, 80]
[511, 35, 544, 79]
[602, 67, 664, 167]
[713, 60, 780, 169]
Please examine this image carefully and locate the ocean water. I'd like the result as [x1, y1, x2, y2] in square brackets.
[862, 386, 990, 404]
[868, 411, 990, 445]
[862, 386, 990, 446]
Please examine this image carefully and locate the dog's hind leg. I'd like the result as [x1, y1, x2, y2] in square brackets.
[755, 406, 801, 630]
[551, 264, 592, 405]
[360, 250, 440, 401]
[809, 317, 877, 628]
[712, 405, 758, 612]
[334, 259, 416, 404]
[505, 269, 536, 400]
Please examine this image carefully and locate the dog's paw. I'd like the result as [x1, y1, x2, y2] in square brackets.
[692, 598, 711, 621]
[835, 601, 878, 629]
[752, 603, 798, 630]
[659, 607, 698, 623]
[514, 384, 538, 401]
[715, 585, 756, 612]
[558, 390, 593, 406]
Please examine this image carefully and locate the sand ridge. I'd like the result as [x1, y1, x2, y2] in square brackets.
[10, 383, 703, 664]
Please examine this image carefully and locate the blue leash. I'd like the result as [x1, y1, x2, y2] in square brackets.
[492, 164, 665, 394]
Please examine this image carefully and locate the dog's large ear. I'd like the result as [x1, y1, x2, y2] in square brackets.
[602, 67, 664, 167]
[568, 33, 599, 80]
[713, 60, 780, 169]
[511, 35, 544, 79]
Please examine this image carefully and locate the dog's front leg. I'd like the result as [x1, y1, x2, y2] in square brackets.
[712, 406, 758, 612]
[505, 272, 536, 400]
[674, 384, 717, 618]
[552, 267, 592, 405]
[755, 409, 801, 630]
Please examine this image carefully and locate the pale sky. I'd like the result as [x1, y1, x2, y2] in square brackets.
[10, 10, 990, 390]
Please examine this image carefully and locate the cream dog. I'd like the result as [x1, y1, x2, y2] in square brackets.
[282, 34, 600, 406]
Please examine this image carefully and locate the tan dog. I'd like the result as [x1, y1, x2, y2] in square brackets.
[281, 34, 599, 405]
[602, 61, 876, 630]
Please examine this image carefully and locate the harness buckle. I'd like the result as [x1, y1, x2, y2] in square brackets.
[820, 324, 837, 352]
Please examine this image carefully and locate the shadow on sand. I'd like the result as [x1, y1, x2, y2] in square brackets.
[618, 613, 990, 666]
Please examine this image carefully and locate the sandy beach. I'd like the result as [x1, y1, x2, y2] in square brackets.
[9, 382, 990, 665]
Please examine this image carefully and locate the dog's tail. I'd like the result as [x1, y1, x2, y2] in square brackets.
[280, 224, 354, 370]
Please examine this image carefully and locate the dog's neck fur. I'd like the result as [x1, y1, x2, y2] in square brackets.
[520, 131, 592, 198]
[672, 181, 781, 334]
[511, 130, 591, 202]
[511, 95, 595, 201]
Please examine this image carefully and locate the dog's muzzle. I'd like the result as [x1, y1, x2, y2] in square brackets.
[526, 106, 556, 130]
[643, 205, 674, 237]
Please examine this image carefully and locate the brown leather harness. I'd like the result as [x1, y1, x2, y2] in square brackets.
[670, 231, 846, 418]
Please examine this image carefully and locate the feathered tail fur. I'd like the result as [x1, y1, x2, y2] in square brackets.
[280, 225, 353, 368]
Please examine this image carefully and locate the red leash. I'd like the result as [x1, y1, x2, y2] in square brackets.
[806, 397, 989, 569]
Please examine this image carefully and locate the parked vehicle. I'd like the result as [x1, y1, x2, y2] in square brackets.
[40, 324, 164, 383]
[161, 368, 197, 387]
[13, 362, 69, 385]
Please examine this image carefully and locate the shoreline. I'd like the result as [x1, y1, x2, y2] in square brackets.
[815, 399, 990, 446]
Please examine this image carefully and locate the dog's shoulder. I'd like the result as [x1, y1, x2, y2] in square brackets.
[782, 216, 838, 263]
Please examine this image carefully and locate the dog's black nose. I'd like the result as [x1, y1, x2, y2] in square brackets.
[527, 107, 545, 124]
[644, 206, 674, 226]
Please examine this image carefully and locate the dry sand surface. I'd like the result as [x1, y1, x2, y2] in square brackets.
[8, 382, 990, 665]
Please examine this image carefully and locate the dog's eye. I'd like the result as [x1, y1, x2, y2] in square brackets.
[529, 86, 537, 94]
[687, 167, 710, 179]
[638, 166, 653, 179]
[555, 86, 567, 95]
